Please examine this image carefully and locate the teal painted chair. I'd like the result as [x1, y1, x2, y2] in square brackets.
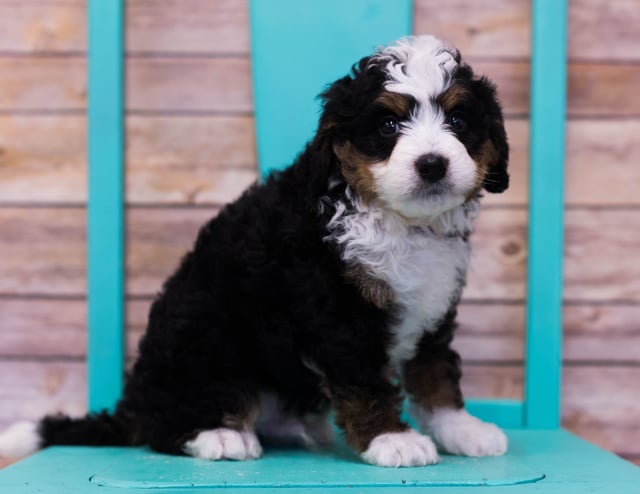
[1, 0, 639, 491]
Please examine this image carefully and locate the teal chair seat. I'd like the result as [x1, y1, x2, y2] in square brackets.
[1, 0, 639, 492]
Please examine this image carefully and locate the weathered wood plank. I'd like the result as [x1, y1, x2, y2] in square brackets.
[0, 115, 87, 203]
[569, 0, 640, 61]
[4, 299, 639, 365]
[414, 0, 530, 58]
[125, 208, 215, 296]
[3, 207, 640, 302]
[0, 0, 85, 52]
[3, 116, 640, 206]
[0, 57, 253, 113]
[416, 0, 640, 61]
[0, 361, 86, 427]
[126, 115, 257, 204]
[0, 115, 257, 204]
[564, 210, 640, 301]
[0, 299, 144, 359]
[3, 1, 639, 61]
[0, 0, 248, 54]
[0, 208, 86, 296]
[568, 64, 640, 117]
[565, 120, 640, 206]
[0, 57, 86, 110]
[5, 57, 640, 119]
[126, 58, 252, 113]
[125, 0, 249, 54]
[562, 366, 640, 453]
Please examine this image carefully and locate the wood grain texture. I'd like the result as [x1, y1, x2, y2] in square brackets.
[3, 57, 639, 118]
[0, 361, 86, 427]
[2, 1, 638, 61]
[3, 116, 640, 206]
[0, 115, 257, 205]
[414, 0, 530, 58]
[0, 0, 85, 52]
[0, 57, 252, 113]
[0, 115, 87, 203]
[126, 57, 252, 113]
[0, 0, 248, 54]
[125, 0, 249, 54]
[125, 116, 257, 205]
[416, 0, 640, 61]
[569, 0, 640, 61]
[0, 207, 86, 296]
[3, 299, 638, 364]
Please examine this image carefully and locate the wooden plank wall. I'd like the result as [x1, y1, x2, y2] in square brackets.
[0, 0, 639, 467]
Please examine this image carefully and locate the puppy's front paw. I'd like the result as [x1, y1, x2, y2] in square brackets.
[429, 409, 508, 457]
[183, 428, 263, 461]
[361, 429, 439, 467]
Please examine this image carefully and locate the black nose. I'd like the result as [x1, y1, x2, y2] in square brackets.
[416, 153, 448, 183]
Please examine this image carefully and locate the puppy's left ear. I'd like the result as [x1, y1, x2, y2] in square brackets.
[473, 76, 509, 194]
[483, 115, 509, 193]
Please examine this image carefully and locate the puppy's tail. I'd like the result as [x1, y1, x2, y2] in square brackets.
[0, 412, 133, 459]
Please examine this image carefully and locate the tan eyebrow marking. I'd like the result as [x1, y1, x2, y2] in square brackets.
[374, 91, 413, 116]
[437, 84, 472, 113]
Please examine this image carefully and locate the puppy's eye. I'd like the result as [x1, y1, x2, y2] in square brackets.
[447, 112, 467, 133]
[379, 117, 400, 137]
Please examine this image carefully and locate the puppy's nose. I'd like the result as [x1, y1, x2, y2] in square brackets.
[416, 153, 448, 183]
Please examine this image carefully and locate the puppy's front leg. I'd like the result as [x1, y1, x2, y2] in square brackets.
[328, 372, 438, 467]
[404, 331, 508, 457]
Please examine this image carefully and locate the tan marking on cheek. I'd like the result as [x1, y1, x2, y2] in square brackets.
[333, 142, 379, 203]
[470, 139, 499, 195]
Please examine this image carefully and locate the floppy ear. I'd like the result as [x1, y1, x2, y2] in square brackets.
[317, 55, 385, 138]
[472, 76, 509, 193]
[483, 116, 509, 193]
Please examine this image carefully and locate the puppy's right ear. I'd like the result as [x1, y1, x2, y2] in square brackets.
[318, 55, 384, 136]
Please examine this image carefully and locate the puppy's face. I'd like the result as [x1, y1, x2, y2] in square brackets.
[320, 36, 508, 221]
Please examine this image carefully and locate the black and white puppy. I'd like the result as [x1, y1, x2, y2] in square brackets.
[0, 35, 509, 467]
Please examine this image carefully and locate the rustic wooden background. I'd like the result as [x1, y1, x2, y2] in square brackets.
[1, 0, 639, 468]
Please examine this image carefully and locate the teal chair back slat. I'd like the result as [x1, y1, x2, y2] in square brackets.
[250, 0, 412, 177]
[525, 0, 568, 428]
[87, 0, 125, 413]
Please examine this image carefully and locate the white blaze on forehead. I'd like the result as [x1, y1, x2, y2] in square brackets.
[371, 35, 459, 104]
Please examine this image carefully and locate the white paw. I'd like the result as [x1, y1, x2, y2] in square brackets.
[183, 428, 262, 461]
[0, 421, 41, 458]
[361, 429, 439, 467]
[428, 408, 508, 457]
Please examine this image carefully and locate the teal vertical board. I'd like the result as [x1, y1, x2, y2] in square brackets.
[525, 0, 568, 428]
[87, 0, 125, 412]
[250, 0, 412, 177]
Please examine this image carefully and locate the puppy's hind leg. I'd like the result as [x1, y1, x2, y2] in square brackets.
[139, 383, 263, 461]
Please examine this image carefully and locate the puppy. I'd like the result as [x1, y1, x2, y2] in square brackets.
[0, 35, 509, 467]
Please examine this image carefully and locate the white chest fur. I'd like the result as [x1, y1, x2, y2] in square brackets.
[325, 196, 475, 366]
